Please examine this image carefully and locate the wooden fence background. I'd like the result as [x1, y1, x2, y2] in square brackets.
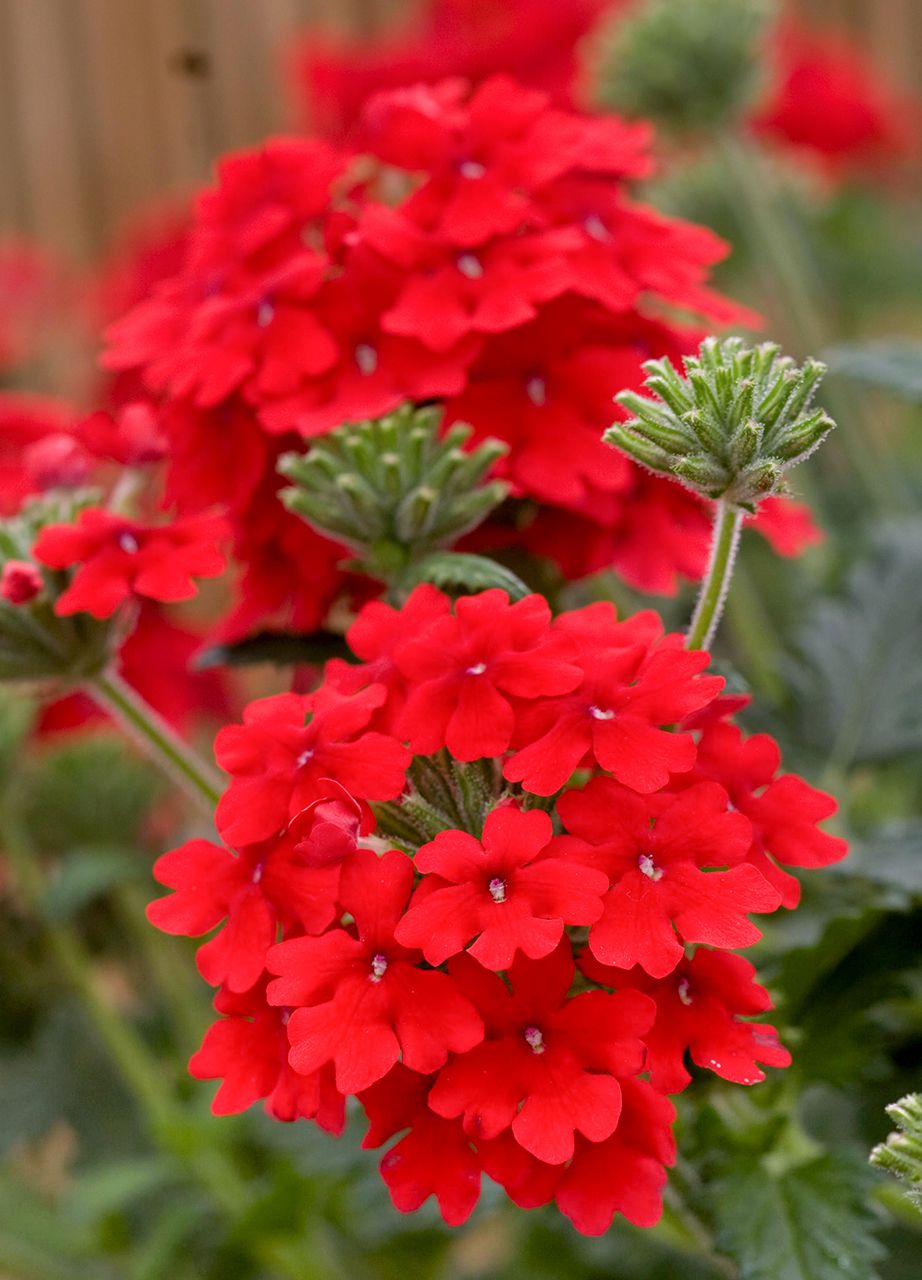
[0, 0, 918, 263]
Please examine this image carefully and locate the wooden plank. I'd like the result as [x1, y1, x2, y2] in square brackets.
[3, 0, 93, 259]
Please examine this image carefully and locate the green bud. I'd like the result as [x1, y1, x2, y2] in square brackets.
[605, 335, 838, 510]
[595, 0, 776, 136]
[279, 405, 509, 585]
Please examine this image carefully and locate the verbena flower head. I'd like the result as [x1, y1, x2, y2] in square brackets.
[606, 336, 835, 510]
[149, 587, 847, 1234]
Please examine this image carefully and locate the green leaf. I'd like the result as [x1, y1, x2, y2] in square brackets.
[402, 552, 530, 600]
[195, 629, 354, 670]
[824, 340, 922, 403]
[43, 847, 140, 921]
[843, 824, 922, 900]
[786, 522, 922, 768]
[713, 1155, 884, 1280]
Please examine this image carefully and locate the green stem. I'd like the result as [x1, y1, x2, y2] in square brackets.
[88, 670, 222, 815]
[716, 134, 889, 512]
[687, 501, 744, 652]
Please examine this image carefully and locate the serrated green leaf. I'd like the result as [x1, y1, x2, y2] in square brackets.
[403, 552, 530, 600]
[843, 824, 922, 899]
[194, 629, 354, 670]
[786, 522, 922, 768]
[713, 1155, 884, 1280]
[824, 340, 922, 403]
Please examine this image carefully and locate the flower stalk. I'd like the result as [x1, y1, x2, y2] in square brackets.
[687, 501, 744, 651]
[89, 669, 223, 814]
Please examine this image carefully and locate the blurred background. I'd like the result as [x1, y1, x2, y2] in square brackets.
[0, 0, 918, 261]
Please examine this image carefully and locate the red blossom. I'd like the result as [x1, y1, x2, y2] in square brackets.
[584, 949, 791, 1093]
[148, 832, 341, 993]
[267, 849, 484, 1093]
[558, 779, 780, 977]
[686, 720, 848, 907]
[190, 981, 345, 1128]
[505, 610, 722, 795]
[360, 1064, 481, 1226]
[429, 946, 653, 1164]
[33, 508, 228, 619]
[214, 685, 410, 847]
[395, 804, 608, 969]
[395, 589, 582, 760]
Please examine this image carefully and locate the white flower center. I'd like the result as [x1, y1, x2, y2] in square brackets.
[584, 214, 610, 243]
[457, 253, 483, 279]
[466, 662, 487, 676]
[256, 300, 275, 328]
[589, 705, 615, 721]
[370, 953, 388, 983]
[460, 160, 486, 179]
[355, 342, 378, 375]
[677, 977, 692, 1006]
[118, 532, 140, 554]
[526, 376, 547, 407]
[296, 749, 315, 768]
[488, 877, 507, 904]
[638, 853, 663, 882]
[524, 1026, 545, 1055]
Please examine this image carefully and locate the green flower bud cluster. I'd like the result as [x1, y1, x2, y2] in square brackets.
[0, 491, 113, 684]
[594, 0, 775, 136]
[871, 1094, 922, 1213]
[279, 405, 508, 582]
[605, 337, 835, 511]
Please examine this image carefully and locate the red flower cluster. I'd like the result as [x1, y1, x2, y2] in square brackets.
[753, 20, 917, 176]
[291, 0, 620, 141]
[103, 74, 814, 638]
[149, 587, 846, 1232]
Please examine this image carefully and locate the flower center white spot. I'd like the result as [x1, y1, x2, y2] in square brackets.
[638, 853, 663, 881]
[370, 953, 388, 983]
[460, 160, 486, 179]
[118, 532, 140, 554]
[584, 213, 610, 243]
[457, 253, 483, 279]
[466, 662, 487, 676]
[296, 749, 315, 768]
[252, 864, 264, 885]
[355, 342, 378, 375]
[589, 705, 615, 721]
[677, 977, 692, 1006]
[256, 300, 275, 328]
[526, 376, 547, 407]
[488, 877, 506, 904]
[524, 1026, 545, 1054]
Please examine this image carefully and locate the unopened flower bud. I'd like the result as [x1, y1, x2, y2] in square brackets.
[0, 560, 43, 605]
[605, 336, 836, 511]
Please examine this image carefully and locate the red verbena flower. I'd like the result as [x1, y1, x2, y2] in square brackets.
[267, 849, 484, 1093]
[686, 719, 848, 907]
[505, 606, 723, 795]
[429, 945, 653, 1164]
[214, 685, 410, 846]
[33, 507, 228, 619]
[558, 778, 781, 977]
[360, 1063, 482, 1226]
[190, 981, 345, 1129]
[395, 804, 608, 969]
[584, 949, 791, 1093]
[395, 589, 582, 760]
[148, 831, 341, 993]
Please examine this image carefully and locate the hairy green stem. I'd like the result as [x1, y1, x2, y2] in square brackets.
[88, 669, 222, 814]
[687, 502, 744, 652]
